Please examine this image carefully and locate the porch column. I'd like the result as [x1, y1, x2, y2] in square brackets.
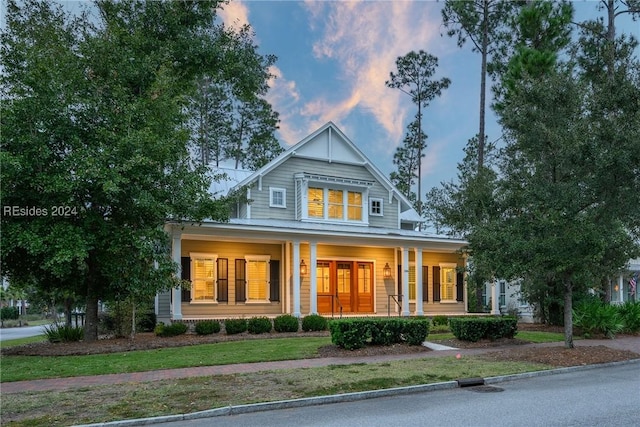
[618, 275, 625, 303]
[491, 278, 499, 315]
[293, 241, 302, 317]
[415, 248, 424, 316]
[309, 241, 318, 314]
[401, 247, 410, 316]
[172, 229, 182, 320]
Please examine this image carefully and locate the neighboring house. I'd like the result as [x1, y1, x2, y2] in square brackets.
[156, 122, 468, 323]
[482, 257, 640, 323]
[610, 258, 639, 304]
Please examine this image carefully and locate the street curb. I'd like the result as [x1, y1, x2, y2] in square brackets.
[74, 358, 640, 427]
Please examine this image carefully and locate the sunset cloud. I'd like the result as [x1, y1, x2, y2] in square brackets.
[218, 0, 250, 30]
[306, 1, 443, 143]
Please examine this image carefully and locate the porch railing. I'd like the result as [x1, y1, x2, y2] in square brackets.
[318, 294, 343, 319]
[388, 294, 402, 317]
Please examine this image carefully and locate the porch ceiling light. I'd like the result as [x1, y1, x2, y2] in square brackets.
[383, 262, 392, 279]
[300, 259, 308, 276]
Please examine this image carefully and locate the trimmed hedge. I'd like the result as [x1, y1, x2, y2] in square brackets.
[224, 318, 248, 335]
[449, 317, 517, 342]
[248, 316, 273, 334]
[195, 320, 221, 335]
[302, 314, 328, 331]
[154, 322, 188, 337]
[329, 318, 430, 350]
[274, 314, 299, 332]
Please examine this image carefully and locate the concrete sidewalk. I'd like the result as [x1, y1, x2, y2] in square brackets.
[2, 336, 639, 394]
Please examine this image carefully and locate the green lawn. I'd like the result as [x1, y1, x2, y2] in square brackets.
[1, 337, 332, 382]
[0, 330, 568, 383]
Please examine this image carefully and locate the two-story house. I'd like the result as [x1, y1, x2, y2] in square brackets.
[156, 122, 468, 323]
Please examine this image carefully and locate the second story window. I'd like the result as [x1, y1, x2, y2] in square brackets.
[306, 187, 363, 223]
[270, 187, 286, 208]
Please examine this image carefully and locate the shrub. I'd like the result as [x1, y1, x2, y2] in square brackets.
[370, 319, 404, 346]
[137, 310, 157, 332]
[194, 320, 221, 335]
[0, 306, 20, 320]
[431, 315, 448, 327]
[248, 317, 272, 334]
[573, 299, 623, 338]
[273, 314, 299, 333]
[224, 318, 248, 335]
[154, 322, 188, 337]
[618, 301, 640, 333]
[301, 314, 328, 331]
[329, 319, 370, 350]
[43, 322, 84, 343]
[402, 319, 430, 345]
[449, 317, 517, 342]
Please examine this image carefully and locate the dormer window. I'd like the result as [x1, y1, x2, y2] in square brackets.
[296, 173, 374, 224]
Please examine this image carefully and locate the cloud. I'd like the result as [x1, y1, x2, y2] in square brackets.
[304, 1, 443, 144]
[218, 0, 250, 30]
[265, 65, 307, 146]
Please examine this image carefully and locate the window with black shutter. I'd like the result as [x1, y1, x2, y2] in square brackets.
[433, 266, 441, 302]
[217, 258, 228, 302]
[235, 259, 246, 302]
[270, 260, 280, 302]
[456, 271, 464, 302]
[422, 266, 429, 302]
[181, 257, 191, 302]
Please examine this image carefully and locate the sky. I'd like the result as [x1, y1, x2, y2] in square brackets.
[216, 0, 640, 195]
[1, 1, 638, 196]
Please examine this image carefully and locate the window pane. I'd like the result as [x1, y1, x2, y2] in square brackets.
[193, 258, 215, 300]
[442, 267, 455, 300]
[337, 263, 351, 294]
[308, 187, 324, 218]
[247, 260, 267, 300]
[358, 263, 371, 293]
[317, 262, 330, 293]
[348, 191, 362, 220]
[328, 189, 343, 219]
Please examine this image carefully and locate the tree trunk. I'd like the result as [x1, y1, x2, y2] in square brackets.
[563, 281, 574, 349]
[84, 253, 100, 342]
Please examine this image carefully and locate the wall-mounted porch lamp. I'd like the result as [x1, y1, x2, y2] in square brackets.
[383, 262, 392, 279]
[300, 259, 308, 276]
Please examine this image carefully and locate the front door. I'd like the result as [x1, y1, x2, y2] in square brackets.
[316, 260, 373, 314]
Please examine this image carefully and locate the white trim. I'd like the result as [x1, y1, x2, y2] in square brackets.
[244, 255, 271, 303]
[269, 187, 287, 208]
[369, 197, 383, 216]
[189, 252, 218, 303]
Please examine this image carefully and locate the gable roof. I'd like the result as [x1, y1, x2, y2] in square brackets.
[230, 122, 419, 218]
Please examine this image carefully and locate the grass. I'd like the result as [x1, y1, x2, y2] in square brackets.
[1, 337, 332, 382]
[427, 330, 567, 343]
[1, 335, 47, 348]
[1, 356, 548, 427]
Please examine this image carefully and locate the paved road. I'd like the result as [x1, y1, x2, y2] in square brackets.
[160, 362, 640, 427]
[0, 325, 48, 342]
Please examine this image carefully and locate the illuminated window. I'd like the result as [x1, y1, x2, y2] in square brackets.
[308, 187, 324, 218]
[317, 262, 331, 293]
[441, 265, 456, 301]
[337, 263, 351, 294]
[408, 265, 416, 300]
[245, 256, 270, 302]
[191, 254, 217, 302]
[306, 187, 363, 222]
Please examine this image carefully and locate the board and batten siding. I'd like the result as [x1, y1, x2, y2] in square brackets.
[245, 157, 399, 228]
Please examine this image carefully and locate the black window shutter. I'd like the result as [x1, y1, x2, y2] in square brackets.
[235, 259, 246, 302]
[270, 260, 280, 302]
[433, 266, 441, 302]
[422, 266, 429, 302]
[181, 257, 191, 301]
[217, 258, 228, 302]
[456, 271, 464, 302]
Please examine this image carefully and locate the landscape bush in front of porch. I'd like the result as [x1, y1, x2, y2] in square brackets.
[329, 318, 430, 350]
